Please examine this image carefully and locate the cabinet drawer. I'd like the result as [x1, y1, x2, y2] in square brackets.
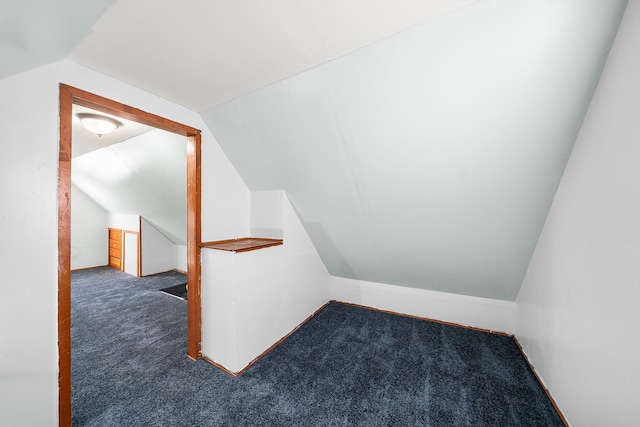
[109, 239, 121, 250]
[109, 247, 121, 258]
[109, 256, 121, 268]
[109, 229, 121, 240]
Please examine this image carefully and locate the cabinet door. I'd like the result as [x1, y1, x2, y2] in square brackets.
[109, 256, 122, 269]
[108, 229, 121, 240]
[123, 231, 140, 277]
[108, 228, 123, 270]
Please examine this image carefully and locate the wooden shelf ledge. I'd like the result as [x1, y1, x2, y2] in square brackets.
[201, 237, 283, 253]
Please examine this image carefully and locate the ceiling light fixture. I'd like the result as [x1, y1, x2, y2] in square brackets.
[77, 113, 122, 137]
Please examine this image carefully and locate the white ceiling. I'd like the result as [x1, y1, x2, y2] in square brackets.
[72, 105, 155, 157]
[73, 129, 187, 244]
[0, 0, 114, 79]
[71, 105, 185, 244]
[0, 0, 630, 300]
[202, 0, 629, 300]
[1, 0, 476, 111]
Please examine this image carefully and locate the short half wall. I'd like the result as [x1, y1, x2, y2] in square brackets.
[141, 217, 175, 276]
[201, 192, 330, 373]
[330, 276, 515, 335]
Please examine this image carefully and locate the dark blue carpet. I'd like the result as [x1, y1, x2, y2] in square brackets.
[72, 267, 563, 426]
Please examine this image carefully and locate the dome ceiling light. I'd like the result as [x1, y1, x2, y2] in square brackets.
[77, 113, 122, 137]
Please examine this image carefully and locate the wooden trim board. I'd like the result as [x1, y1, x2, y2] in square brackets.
[512, 337, 569, 426]
[201, 237, 283, 253]
[57, 84, 202, 426]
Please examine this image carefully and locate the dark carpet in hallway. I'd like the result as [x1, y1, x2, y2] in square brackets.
[71, 267, 563, 426]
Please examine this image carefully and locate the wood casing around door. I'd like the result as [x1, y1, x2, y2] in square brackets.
[108, 228, 123, 270]
[58, 84, 203, 427]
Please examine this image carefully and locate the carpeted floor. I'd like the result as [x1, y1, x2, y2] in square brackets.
[71, 267, 563, 426]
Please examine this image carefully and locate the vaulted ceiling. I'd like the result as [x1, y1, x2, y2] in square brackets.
[72, 126, 187, 245]
[1, 0, 629, 300]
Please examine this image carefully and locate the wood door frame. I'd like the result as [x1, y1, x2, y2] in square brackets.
[58, 84, 202, 425]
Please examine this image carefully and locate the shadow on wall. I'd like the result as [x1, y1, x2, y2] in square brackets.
[303, 220, 357, 279]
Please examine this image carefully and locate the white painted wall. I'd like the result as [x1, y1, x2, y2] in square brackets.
[108, 212, 140, 232]
[330, 277, 515, 335]
[250, 190, 283, 239]
[0, 60, 249, 426]
[73, 129, 188, 245]
[141, 217, 174, 276]
[173, 245, 187, 273]
[0, 66, 60, 427]
[201, 249, 238, 369]
[71, 184, 108, 270]
[201, 193, 329, 372]
[123, 231, 139, 276]
[203, 0, 628, 302]
[515, 1, 639, 425]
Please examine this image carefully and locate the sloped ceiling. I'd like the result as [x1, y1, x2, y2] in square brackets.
[201, 0, 628, 300]
[0, 0, 629, 300]
[72, 129, 187, 244]
[70, 106, 188, 246]
[72, 105, 155, 158]
[68, 0, 476, 111]
[0, 0, 115, 79]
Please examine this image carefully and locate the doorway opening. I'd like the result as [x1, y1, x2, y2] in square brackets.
[57, 84, 202, 426]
